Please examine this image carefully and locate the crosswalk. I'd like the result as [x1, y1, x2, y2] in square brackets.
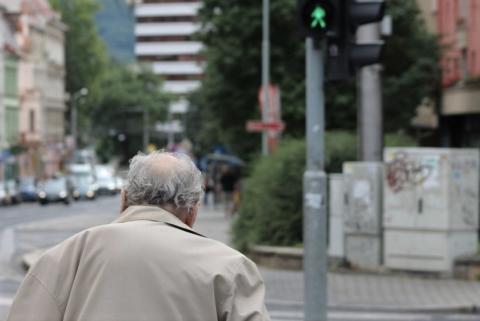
[1, 298, 480, 321]
[269, 309, 480, 321]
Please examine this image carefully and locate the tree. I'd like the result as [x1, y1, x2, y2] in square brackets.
[90, 63, 170, 164]
[188, 0, 307, 158]
[188, 0, 440, 158]
[383, 0, 441, 132]
[49, 0, 109, 141]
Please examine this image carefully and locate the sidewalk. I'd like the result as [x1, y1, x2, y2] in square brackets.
[22, 206, 480, 313]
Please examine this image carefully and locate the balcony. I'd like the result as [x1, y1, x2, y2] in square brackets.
[135, 2, 201, 17]
[442, 85, 480, 115]
[135, 41, 203, 56]
[135, 22, 200, 36]
[163, 80, 200, 94]
[152, 61, 203, 75]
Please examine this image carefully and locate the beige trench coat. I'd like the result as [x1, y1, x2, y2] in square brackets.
[7, 206, 271, 321]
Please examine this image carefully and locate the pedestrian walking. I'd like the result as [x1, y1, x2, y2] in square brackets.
[220, 165, 239, 217]
[7, 151, 270, 321]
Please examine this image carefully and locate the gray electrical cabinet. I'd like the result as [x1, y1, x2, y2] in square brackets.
[384, 148, 479, 272]
[343, 162, 384, 270]
[328, 174, 345, 259]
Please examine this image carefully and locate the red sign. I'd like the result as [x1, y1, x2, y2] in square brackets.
[258, 85, 281, 122]
[246, 121, 285, 132]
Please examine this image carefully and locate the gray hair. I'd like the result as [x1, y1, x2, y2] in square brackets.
[124, 151, 204, 211]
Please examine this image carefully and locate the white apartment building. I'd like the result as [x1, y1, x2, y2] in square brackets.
[134, 0, 204, 102]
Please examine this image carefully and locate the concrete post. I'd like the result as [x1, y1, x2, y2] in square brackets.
[358, 22, 383, 161]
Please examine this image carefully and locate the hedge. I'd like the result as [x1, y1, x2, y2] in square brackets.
[232, 131, 416, 251]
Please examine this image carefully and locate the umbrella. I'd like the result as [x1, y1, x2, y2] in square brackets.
[205, 153, 245, 167]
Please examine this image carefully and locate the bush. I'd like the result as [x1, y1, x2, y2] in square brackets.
[232, 139, 305, 251]
[325, 131, 357, 172]
[232, 131, 418, 251]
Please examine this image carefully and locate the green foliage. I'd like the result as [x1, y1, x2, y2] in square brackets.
[232, 131, 359, 249]
[232, 139, 305, 250]
[385, 132, 418, 147]
[232, 131, 418, 249]
[90, 63, 170, 163]
[325, 131, 357, 172]
[383, 0, 441, 132]
[188, 0, 306, 157]
[189, 0, 439, 158]
[49, 0, 108, 95]
[49, 0, 109, 149]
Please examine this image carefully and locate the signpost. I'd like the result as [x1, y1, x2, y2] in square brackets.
[246, 121, 285, 132]
[247, 84, 283, 153]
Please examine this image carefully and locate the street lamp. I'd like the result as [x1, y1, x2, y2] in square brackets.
[70, 87, 88, 152]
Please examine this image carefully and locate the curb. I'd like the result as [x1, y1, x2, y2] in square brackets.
[266, 299, 480, 314]
[23, 248, 480, 314]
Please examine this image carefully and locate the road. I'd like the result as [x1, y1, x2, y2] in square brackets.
[1, 198, 480, 321]
[0, 196, 119, 320]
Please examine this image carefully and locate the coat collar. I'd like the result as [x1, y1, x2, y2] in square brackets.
[114, 205, 205, 238]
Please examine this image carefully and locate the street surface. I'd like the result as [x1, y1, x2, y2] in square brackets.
[1, 197, 480, 321]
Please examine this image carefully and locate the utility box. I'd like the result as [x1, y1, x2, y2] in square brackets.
[343, 162, 384, 270]
[384, 148, 479, 272]
[328, 174, 345, 259]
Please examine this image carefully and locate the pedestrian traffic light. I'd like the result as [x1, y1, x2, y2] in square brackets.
[298, 0, 335, 39]
[327, 0, 385, 80]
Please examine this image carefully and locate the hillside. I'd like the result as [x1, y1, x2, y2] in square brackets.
[95, 0, 135, 62]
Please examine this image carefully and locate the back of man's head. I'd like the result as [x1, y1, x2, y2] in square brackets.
[124, 151, 204, 211]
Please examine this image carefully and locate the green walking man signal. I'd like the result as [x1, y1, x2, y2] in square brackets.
[310, 6, 327, 29]
[298, 0, 334, 39]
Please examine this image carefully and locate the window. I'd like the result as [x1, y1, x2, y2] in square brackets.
[29, 110, 35, 133]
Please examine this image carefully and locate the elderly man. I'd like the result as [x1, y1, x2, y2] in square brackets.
[7, 152, 270, 321]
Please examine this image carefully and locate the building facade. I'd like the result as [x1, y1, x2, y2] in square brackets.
[0, 0, 67, 178]
[417, 0, 480, 147]
[0, 5, 20, 180]
[134, 0, 204, 114]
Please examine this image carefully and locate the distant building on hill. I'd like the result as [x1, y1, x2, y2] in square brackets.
[95, 0, 135, 63]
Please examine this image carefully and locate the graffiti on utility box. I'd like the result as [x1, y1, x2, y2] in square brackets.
[386, 152, 434, 193]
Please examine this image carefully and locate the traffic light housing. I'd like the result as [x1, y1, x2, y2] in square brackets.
[297, 0, 336, 39]
[327, 0, 385, 80]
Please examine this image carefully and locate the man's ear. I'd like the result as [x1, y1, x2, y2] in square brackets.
[120, 189, 128, 213]
[185, 204, 199, 228]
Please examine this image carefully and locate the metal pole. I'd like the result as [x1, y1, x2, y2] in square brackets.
[71, 97, 77, 150]
[358, 22, 383, 161]
[304, 38, 328, 321]
[262, 0, 270, 155]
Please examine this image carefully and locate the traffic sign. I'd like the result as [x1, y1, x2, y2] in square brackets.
[258, 84, 281, 122]
[246, 121, 285, 132]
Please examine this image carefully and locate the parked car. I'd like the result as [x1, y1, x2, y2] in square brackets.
[72, 175, 97, 201]
[115, 176, 125, 191]
[19, 177, 38, 202]
[0, 181, 10, 205]
[37, 177, 72, 205]
[95, 165, 118, 195]
[6, 179, 21, 204]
